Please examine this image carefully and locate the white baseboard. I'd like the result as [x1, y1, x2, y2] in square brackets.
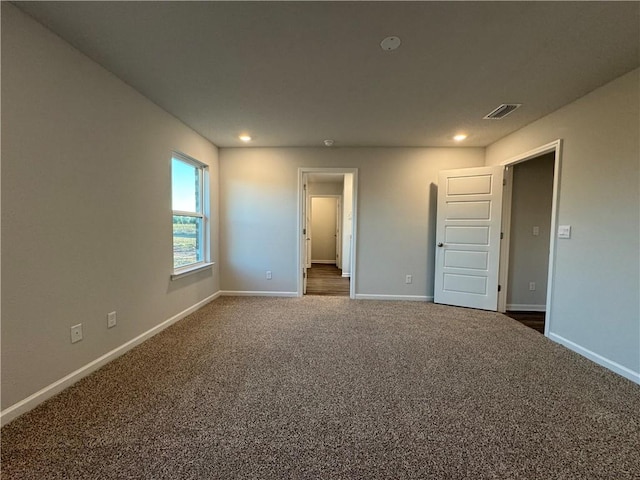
[311, 260, 336, 264]
[342, 273, 351, 278]
[355, 294, 433, 302]
[506, 304, 546, 312]
[0, 292, 221, 427]
[219, 290, 299, 297]
[549, 332, 640, 385]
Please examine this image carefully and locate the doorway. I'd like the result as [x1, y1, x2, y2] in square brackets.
[298, 168, 358, 298]
[502, 153, 555, 334]
[498, 140, 562, 337]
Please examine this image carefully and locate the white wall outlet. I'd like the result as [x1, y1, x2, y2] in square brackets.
[532, 226, 539, 236]
[529, 282, 536, 291]
[405, 274, 412, 284]
[70, 324, 83, 343]
[107, 311, 117, 328]
[266, 270, 272, 280]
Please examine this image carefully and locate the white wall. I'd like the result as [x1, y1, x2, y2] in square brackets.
[219, 147, 485, 297]
[507, 153, 554, 309]
[486, 69, 640, 381]
[1, 4, 220, 414]
[311, 197, 338, 263]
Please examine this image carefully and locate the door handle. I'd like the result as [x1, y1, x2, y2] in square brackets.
[437, 242, 444, 247]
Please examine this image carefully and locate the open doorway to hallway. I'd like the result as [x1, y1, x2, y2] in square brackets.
[298, 168, 357, 298]
[500, 148, 558, 335]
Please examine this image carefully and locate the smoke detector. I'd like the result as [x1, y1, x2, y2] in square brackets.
[380, 36, 401, 51]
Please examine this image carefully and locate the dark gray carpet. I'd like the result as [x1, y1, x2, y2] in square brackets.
[2, 296, 639, 479]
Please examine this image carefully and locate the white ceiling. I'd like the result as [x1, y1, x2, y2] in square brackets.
[14, 1, 639, 148]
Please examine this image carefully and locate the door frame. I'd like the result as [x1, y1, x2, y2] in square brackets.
[498, 139, 563, 337]
[297, 168, 358, 299]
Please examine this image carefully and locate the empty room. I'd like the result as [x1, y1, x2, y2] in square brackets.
[2, 2, 639, 478]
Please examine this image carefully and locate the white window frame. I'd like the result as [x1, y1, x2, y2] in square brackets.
[171, 152, 213, 280]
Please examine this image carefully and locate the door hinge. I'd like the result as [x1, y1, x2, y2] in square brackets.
[503, 178, 507, 186]
[303, 272, 306, 278]
[498, 284, 502, 292]
[303, 228, 306, 235]
[500, 232, 504, 239]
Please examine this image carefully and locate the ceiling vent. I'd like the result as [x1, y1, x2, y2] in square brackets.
[483, 103, 522, 120]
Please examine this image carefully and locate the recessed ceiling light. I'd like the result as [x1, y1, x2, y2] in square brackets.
[239, 134, 252, 142]
[324, 139, 334, 147]
[453, 134, 468, 142]
[380, 36, 401, 51]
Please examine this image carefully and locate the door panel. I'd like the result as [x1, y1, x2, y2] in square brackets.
[446, 201, 491, 219]
[444, 250, 489, 270]
[434, 166, 503, 311]
[445, 226, 490, 244]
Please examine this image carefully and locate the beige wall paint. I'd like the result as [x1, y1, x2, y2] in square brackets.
[486, 68, 640, 379]
[507, 153, 555, 309]
[219, 147, 485, 297]
[1, 5, 220, 411]
[309, 182, 343, 196]
[311, 197, 338, 263]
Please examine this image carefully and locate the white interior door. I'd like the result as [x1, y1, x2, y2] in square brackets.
[434, 166, 504, 311]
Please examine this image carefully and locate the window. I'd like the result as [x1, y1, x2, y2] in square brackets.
[171, 152, 210, 275]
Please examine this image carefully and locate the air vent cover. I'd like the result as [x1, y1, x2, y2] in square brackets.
[483, 103, 522, 120]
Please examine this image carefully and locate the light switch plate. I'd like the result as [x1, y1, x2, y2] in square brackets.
[558, 225, 571, 239]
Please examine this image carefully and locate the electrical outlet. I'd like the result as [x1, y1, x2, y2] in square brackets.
[529, 282, 536, 291]
[107, 311, 117, 328]
[266, 270, 272, 280]
[70, 324, 83, 343]
[405, 274, 412, 284]
[532, 226, 539, 236]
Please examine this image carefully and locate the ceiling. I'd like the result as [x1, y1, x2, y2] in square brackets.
[14, 1, 639, 148]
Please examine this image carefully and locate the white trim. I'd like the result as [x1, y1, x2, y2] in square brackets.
[172, 210, 204, 218]
[342, 273, 351, 278]
[497, 165, 514, 312]
[171, 151, 210, 274]
[219, 290, 299, 297]
[0, 292, 221, 427]
[506, 304, 546, 312]
[355, 294, 433, 302]
[549, 333, 640, 385]
[170, 261, 214, 280]
[311, 260, 336, 264]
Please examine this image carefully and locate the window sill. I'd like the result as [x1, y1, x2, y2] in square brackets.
[171, 262, 215, 281]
